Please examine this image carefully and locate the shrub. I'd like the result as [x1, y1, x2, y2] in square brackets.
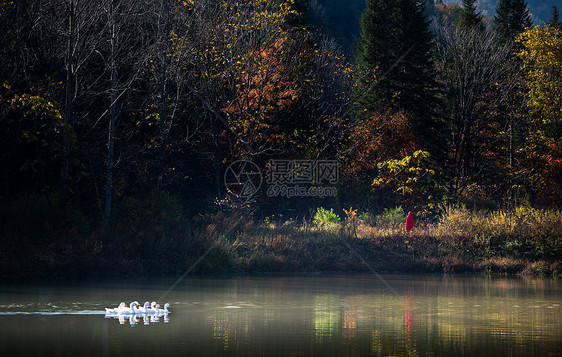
[437, 205, 562, 259]
[358, 212, 371, 224]
[375, 206, 406, 229]
[313, 207, 340, 228]
[438, 204, 480, 236]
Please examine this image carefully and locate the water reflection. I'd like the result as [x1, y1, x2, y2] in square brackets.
[313, 295, 340, 342]
[205, 275, 561, 356]
[0, 275, 560, 356]
[105, 313, 170, 326]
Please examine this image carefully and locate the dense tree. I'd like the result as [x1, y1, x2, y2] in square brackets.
[517, 25, 562, 204]
[3, 0, 562, 237]
[355, 0, 400, 111]
[437, 26, 519, 199]
[493, 0, 532, 44]
[356, 0, 440, 146]
[549, 5, 561, 30]
[457, 0, 483, 31]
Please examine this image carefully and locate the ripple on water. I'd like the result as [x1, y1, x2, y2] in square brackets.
[0, 310, 106, 316]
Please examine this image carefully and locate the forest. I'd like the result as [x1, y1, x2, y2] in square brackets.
[309, 0, 562, 55]
[1, 0, 561, 279]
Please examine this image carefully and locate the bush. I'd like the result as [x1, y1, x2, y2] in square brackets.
[375, 206, 406, 229]
[359, 212, 371, 224]
[438, 205, 562, 260]
[313, 207, 340, 228]
[438, 204, 480, 235]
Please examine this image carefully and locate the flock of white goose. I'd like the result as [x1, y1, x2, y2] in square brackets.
[105, 301, 170, 315]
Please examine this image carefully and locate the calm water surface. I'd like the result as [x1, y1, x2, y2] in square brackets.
[0, 274, 561, 356]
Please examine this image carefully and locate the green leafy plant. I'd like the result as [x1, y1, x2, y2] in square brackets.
[359, 212, 371, 224]
[375, 206, 406, 228]
[314, 207, 341, 228]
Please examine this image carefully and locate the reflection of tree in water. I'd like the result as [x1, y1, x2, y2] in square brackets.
[313, 295, 340, 343]
[206, 284, 560, 355]
[212, 309, 244, 352]
[342, 304, 358, 340]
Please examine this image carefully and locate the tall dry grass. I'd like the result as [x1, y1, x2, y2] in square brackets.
[436, 205, 562, 259]
[211, 205, 562, 276]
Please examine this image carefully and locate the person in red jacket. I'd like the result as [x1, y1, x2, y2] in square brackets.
[405, 211, 415, 232]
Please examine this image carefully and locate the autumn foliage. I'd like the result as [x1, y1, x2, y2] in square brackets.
[346, 111, 418, 175]
[222, 37, 300, 156]
[517, 25, 562, 204]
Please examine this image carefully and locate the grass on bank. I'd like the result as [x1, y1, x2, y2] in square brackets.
[215, 205, 562, 276]
[1, 194, 561, 280]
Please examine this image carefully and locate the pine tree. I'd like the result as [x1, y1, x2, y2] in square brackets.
[356, 0, 401, 112]
[494, 0, 513, 42]
[493, 0, 532, 44]
[458, 0, 483, 30]
[397, 0, 440, 138]
[549, 5, 561, 30]
[355, 0, 440, 143]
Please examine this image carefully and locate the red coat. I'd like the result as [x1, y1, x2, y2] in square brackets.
[405, 212, 414, 232]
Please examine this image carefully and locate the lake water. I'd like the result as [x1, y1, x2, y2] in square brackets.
[0, 274, 560, 356]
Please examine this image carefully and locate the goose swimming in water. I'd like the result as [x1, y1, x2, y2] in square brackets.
[104, 301, 169, 315]
[121, 301, 139, 315]
[105, 302, 126, 314]
[158, 303, 170, 314]
[148, 301, 159, 314]
[131, 301, 142, 314]
[137, 301, 151, 314]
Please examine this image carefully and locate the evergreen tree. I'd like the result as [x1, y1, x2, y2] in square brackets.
[397, 0, 440, 138]
[493, 0, 532, 44]
[356, 0, 400, 112]
[458, 0, 483, 30]
[549, 5, 561, 30]
[356, 0, 440, 143]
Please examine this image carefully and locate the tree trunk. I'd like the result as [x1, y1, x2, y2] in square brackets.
[156, 0, 170, 189]
[60, 0, 76, 209]
[157, 74, 166, 189]
[104, 0, 118, 228]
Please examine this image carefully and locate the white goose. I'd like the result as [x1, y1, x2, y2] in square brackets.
[105, 302, 126, 314]
[137, 301, 151, 314]
[122, 301, 139, 314]
[148, 301, 159, 314]
[158, 303, 170, 314]
[132, 301, 142, 314]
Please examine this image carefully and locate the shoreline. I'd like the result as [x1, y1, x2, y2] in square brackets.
[3, 228, 560, 282]
[3, 206, 561, 282]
